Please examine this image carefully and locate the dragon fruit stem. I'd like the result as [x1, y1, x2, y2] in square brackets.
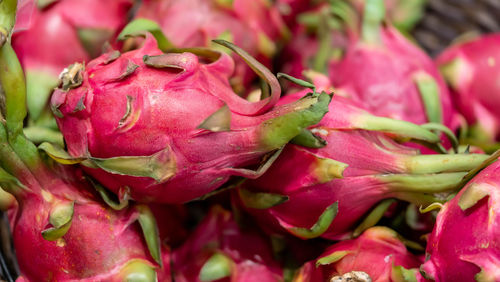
[361, 0, 385, 45]
[421, 123, 459, 153]
[0, 0, 16, 46]
[404, 153, 490, 174]
[355, 114, 440, 143]
[381, 172, 467, 193]
[0, 124, 42, 197]
[0, 39, 50, 177]
[0, 43, 26, 134]
[415, 73, 443, 124]
[312, 9, 333, 73]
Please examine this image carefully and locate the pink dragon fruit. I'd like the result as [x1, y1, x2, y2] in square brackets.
[279, 0, 426, 83]
[293, 227, 423, 282]
[0, 151, 172, 281]
[420, 158, 500, 281]
[11, 0, 133, 122]
[436, 34, 500, 148]
[48, 35, 331, 203]
[233, 87, 488, 240]
[328, 2, 458, 128]
[172, 206, 283, 282]
[135, 0, 288, 91]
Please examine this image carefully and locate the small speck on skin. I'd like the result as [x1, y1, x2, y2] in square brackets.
[56, 238, 66, 247]
[384, 254, 392, 263]
[488, 57, 496, 67]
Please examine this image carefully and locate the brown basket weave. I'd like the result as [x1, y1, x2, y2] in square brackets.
[1, 213, 18, 282]
[413, 0, 500, 56]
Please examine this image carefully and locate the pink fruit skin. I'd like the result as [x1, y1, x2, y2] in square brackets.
[8, 166, 171, 281]
[172, 206, 283, 282]
[235, 90, 425, 240]
[329, 27, 459, 129]
[294, 227, 423, 282]
[12, 0, 132, 77]
[51, 35, 322, 204]
[136, 0, 287, 88]
[436, 34, 500, 140]
[421, 160, 500, 281]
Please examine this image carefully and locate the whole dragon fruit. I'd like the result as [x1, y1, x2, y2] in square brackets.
[293, 227, 423, 282]
[0, 132, 173, 281]
[172, 206, 283, 282]
[328, 0, 458, 128]
[279, 0, 426, 82]
[420, 158, 500, 281]
[436, 34, 500, 149]
[12, 0, 133, 122]
[233, 87, 488, 240]
[135, 0, 288, 90]
[48, 35, 330, 203]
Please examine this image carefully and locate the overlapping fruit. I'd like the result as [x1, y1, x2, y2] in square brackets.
[0, 0, 499, 281]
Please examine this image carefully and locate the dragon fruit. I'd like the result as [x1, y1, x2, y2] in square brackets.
[48, 34, 330, 203]
[436, 34, 500, 149]
[279, 0, 426, 82]
[172, 206, 283, 282]
[135, 0, 288, 91]
[0, 126, 174, 281]
[328, 0, 458, 129]
[293, 227, 423, 282]
[233, 86, 489, 240]
[11, 0, 133, 143]
[420, 158, 500, 281]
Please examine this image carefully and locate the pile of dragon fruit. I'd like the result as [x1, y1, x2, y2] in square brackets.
[1, 0, 500, 281]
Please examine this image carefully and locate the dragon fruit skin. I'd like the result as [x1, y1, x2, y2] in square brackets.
[421, 160, 500, 282]
[136, 0, 288, 89]
[293, 227, 423, 282]
[234, 88, 488, 240]
[436, 34, 500, 143]
[172, 206, 283, 282]
[329, 26, 458, 129]
[50, 35, 330, 204]
[1, 164, 172, 281]
[11, 0, 133, 120]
